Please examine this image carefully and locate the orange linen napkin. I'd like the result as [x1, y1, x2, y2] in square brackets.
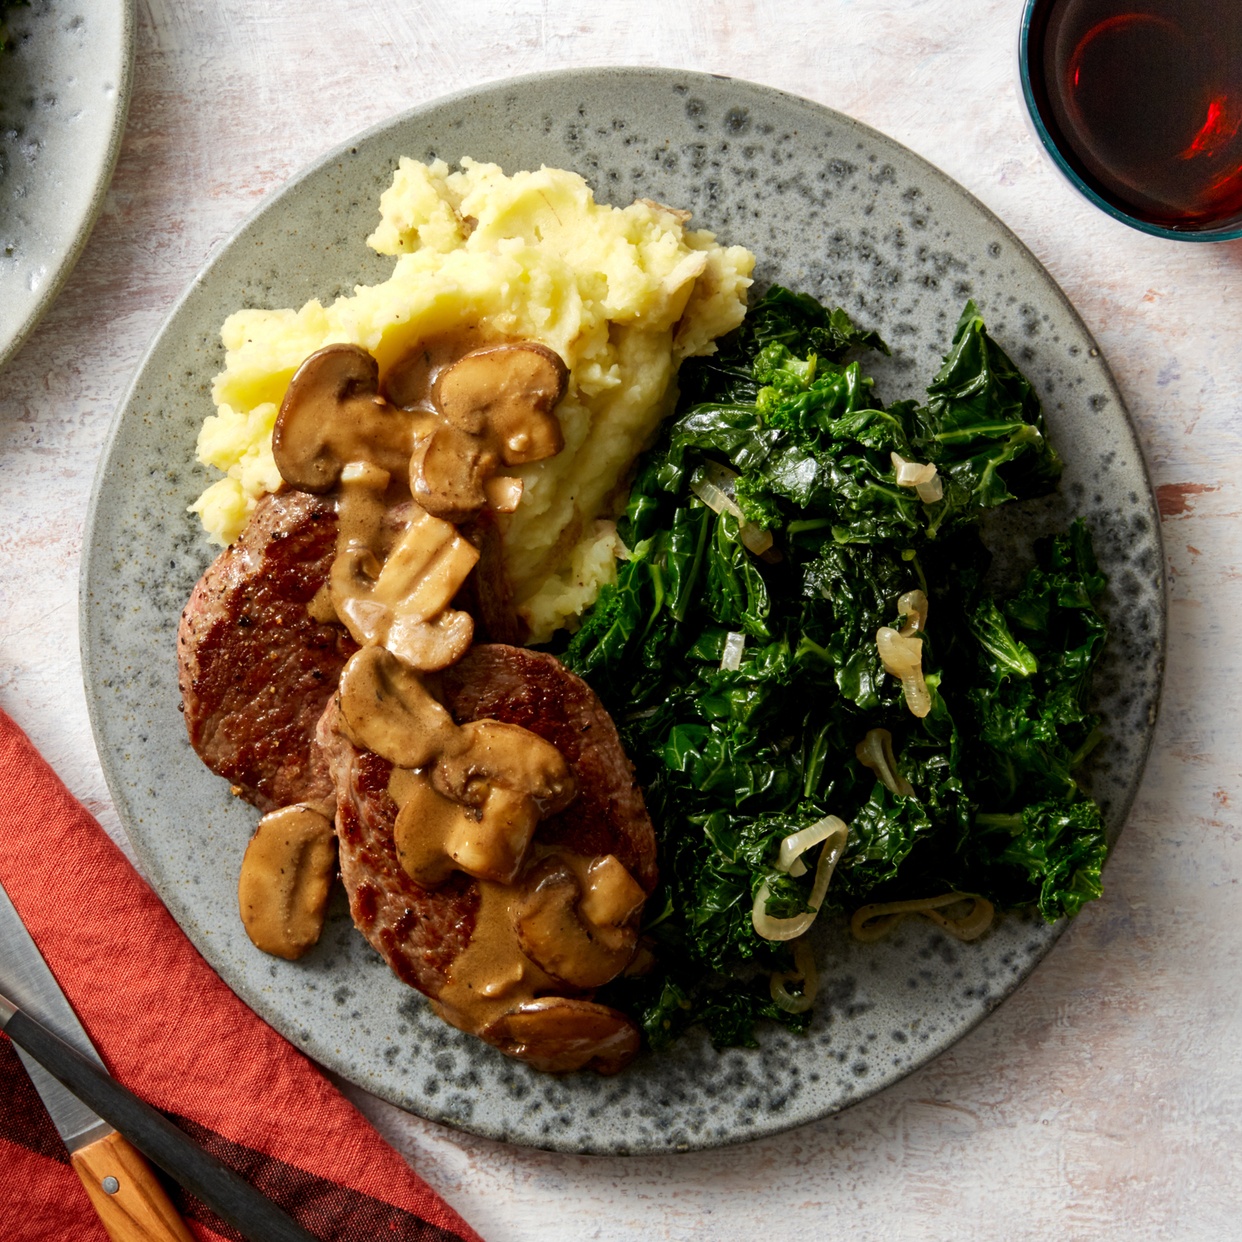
[0, 708, 484, 1242]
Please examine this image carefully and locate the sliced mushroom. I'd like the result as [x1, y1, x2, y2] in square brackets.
[579, 854, 647, 931]
[390, 716, 575, 889]
[336, 646, 458, 769]
[432, 719, 575, 811]
[391, 775, 469, 887]
[479, 997, 641, 1074]
[386, 607, 475, 672]
[483, 475, 523, 513]
[513, 857, 640, 988]
[325, 463, 392, 642]
[392, 772, 540, 886]
[373, 506, 481, 623]
[382, 327, 497, 410]
[434, 342, 568, 466]
[329, 546, 387, 644]
[446, 784, 541, 884]
[409, 423, 498, 522]
[238, 805, 337, 960]
[272, 345, 414, 492]
[329, 505, 480, 669]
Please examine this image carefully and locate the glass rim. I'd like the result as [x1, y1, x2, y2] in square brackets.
[1018, 0, 1242, 243]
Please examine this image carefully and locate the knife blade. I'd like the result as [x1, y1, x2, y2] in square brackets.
[0, 878, 316, 1242]
[0, 877, 116, 1152]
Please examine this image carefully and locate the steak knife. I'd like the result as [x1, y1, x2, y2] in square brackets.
[0, 878, 316, 1242]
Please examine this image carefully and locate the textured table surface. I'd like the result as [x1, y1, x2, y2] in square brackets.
[2, 2, 1239, 1238]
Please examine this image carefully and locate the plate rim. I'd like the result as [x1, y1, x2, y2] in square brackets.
[80, 65, 1168, 1154]
[0, 0, 136, 372]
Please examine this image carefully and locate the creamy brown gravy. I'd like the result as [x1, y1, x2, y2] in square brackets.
[382, 326, 505, 411]
[417, 845, 641, 1034]
[258, 331, 644, 1057]
[425, 849, 646, 1036]
[347, 649, 641, 1040]
[432, 877, 559, 1032]
[312, 327, 547, 673]
[319, 329, 559, 669]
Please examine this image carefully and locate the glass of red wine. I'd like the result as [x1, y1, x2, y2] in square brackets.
[1020, 0, 1242, 239]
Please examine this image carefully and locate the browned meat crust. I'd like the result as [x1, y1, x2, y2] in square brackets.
[181, 486, 656, 1068]
[434, 645, 659, 894]
[455, 509, 528, 646]
[318, 703, 478, 997]
[177, 491, 357, 812]
[320, 644, 658, 1002]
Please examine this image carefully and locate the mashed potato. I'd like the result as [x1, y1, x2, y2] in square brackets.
[192, 157, 753, 641]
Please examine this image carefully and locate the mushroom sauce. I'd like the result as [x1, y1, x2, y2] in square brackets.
[239, 332, 649, 1071]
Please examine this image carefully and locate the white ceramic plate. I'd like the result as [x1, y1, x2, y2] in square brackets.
[81, 69, 1164, 1155]
[0, 0, 133, 370]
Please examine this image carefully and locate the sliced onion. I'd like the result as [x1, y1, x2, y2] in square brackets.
[891, 451, 942, 505]
[876, 626, 931, 718]
[624, 706, 659, 721]
[737, 524, 774, 557]
[900, 670, 931, 718]
[720, 631, 746, 671]
[777, 818, 834, 877]
[891, 451, 936, 486]
[689, 473, 734, 516]
[752, 816, 848, 941]
[769, 938, 820, 1013]
[850, 892, 994, 942]
[896, 589, 929, 636]
[926, 894, 994, 940]
[876, 626, 922, 674]
[855, 727, 915, 798]
[697, 458, 741, 498]
[689, 462, 774, 555]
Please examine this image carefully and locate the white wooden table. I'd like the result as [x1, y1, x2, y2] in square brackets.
[2, 2, 1238, 1238]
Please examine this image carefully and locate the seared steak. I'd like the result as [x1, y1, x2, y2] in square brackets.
[178, 491, 357, 812]
[321, 644, 658, 999]
[317, 701, 478, 996]
[182, 484, 655, 1070]
[434, 645, 658, 894]
[456, 509, 528, 646]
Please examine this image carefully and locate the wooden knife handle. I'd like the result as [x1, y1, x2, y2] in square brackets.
[71, 1130, 196, 1242]
[6, 1006, 314, 1241]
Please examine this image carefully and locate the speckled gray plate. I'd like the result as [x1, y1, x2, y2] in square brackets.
[81, 69, 1165, 1155]
[0, 0, 133, 371]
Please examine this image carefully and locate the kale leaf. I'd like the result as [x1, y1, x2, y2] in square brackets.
[560, 287, 1109, 1049]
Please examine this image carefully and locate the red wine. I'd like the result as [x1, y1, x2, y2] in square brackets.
[1026, 0, 1242, 231]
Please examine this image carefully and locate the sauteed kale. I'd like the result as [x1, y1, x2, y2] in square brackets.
[561, 287, 1109, 1050]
